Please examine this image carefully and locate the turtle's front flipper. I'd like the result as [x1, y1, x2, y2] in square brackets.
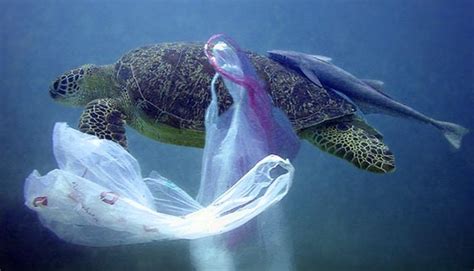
[300, 115, 395, 173]
[79, 98, 128, 148]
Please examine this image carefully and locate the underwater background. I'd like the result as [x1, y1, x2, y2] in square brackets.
[1, 0, 473, 270]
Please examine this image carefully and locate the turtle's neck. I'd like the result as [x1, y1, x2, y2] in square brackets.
[79, 64, 121, 105]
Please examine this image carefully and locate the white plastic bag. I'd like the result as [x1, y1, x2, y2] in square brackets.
[191, 34, 300, 270]
[24, 123, 293, 246]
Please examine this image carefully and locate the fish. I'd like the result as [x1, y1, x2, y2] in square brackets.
[267, 50, 469, 149]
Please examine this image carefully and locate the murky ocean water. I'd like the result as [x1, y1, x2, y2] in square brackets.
[1, 0, 473, 270]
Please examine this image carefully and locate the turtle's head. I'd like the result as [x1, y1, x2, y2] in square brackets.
[49, 64, 97, 106]
[49, 64, 116, 107]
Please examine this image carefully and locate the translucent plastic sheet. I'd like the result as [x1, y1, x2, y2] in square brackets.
[190, 35, 300, 270]
[24, 124, 293, 246]
[199, 34, 300, 205]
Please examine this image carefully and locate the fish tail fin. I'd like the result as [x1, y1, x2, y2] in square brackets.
[433, 120, 469, 149]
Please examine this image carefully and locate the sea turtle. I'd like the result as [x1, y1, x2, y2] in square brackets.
[49, 43, 395, 173]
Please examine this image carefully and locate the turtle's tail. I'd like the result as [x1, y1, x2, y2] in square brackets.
[432, 120, 469, 149]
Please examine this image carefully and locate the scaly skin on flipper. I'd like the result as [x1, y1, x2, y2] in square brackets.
[300, 115, 395, 173]
[79, 98, 128, 148]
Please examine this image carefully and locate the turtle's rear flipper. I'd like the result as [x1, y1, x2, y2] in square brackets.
[79, 98, 128, 148]
[300, 115, 395, 173]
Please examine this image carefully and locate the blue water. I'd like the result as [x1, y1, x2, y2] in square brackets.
[1, 0, 473, 270]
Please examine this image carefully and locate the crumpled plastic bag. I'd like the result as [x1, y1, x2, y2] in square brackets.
[24, 34, 299, 247]
[191, 34, 300, 270]
[24, 123, 293, 246]
[199, 34, 300, 205]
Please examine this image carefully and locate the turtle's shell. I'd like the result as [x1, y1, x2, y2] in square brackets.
[114, 43, 355, 131]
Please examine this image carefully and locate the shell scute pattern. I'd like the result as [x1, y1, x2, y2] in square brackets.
[249, 53, 355, 129]
[115, 43, 355, 131]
